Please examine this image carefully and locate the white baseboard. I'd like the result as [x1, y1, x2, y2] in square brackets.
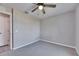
[75, 47, 79, 55]
[13, 38, 75, 50]
[41, 39, 75, 49]
[13, 39, 40, 50]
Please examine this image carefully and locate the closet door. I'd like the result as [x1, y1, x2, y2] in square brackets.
[0, 13, 10, 46]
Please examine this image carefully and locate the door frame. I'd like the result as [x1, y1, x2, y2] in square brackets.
[0, 10, 13, 50]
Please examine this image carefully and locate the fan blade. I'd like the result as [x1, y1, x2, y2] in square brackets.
[42, 8, 45, 14]
[32, 6, 38, 12]
[45, 4, 56, 8]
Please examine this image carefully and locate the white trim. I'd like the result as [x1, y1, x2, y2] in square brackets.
[41, 39, 75, 49]
[0, 11, 11, 15]
[9, 11, 13, 50]
[75, 47, 79, 55]
[13, 39, 40, 50]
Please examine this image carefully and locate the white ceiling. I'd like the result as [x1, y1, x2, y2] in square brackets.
[1, 3, 78, 19]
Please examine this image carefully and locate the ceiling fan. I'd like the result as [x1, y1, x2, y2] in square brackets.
[31, 3, 56, 14]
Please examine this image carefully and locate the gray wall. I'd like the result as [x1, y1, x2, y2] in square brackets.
[13, 9, 40, 49]
[0, 5, 11, 13]
[40, 11, 76, 47]
[76, 5, 79, 54]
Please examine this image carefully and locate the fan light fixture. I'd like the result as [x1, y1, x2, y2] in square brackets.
[38, 5, 43, 10]
[32, 3, 56, 14]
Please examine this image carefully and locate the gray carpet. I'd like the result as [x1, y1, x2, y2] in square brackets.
[0, 41, 78, 56]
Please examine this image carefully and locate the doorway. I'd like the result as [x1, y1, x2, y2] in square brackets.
[0, 13, 11, 53]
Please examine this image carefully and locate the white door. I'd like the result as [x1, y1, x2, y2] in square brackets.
[0, 13, 10, 46]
